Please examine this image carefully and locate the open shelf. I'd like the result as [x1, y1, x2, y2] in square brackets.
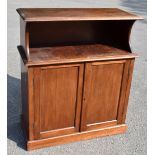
[21, 44, 137, 66]
[17, 8, 142, 65]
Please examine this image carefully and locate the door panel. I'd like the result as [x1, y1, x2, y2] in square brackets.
[40, 67, 78, 131]
[81, 60, 130, 131]
[34, 64, 84, 139]
[87, 61, 124, 124]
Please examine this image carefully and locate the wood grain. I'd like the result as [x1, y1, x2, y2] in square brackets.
[27, 124, 127, 150]
[27, 67, 34, 140]
[117, 59, 135, 124]
[87, 120, 117, 131]
[80, 60, 125, 131]
[17, 8, 141, 61]
[17, 8, 142, 22]
[20, 17, 30, 59]
[87, 61, 124, 123]
[17, 8, 139, 150]
[33, 68, 41, 139]
[26, 44, 137, 66]
[33, 64, 84, 139]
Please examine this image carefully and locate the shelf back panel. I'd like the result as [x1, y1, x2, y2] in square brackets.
[28, 20, 134, 52]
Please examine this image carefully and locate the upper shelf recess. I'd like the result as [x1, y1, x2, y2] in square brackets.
[16, 8, 143, 22]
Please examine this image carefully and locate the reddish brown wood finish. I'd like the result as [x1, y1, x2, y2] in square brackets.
[28, 44, 136, 66]
[27, 124, 127, 150]
[17, 8, 141, 150]
[17, 8, 143, 59]
[17, 8, 142, 22]
[80, 60, 133, 132]
[33, 64, 84, 139]
[28, 20, 134, 51]
[20, 18, 30, 59]
[117, 59, 135, 124]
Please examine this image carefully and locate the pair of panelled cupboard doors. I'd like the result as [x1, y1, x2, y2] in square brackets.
[17, 8, 142, 150]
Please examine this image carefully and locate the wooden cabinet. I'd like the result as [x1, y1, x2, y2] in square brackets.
[17, 8, 142, 150]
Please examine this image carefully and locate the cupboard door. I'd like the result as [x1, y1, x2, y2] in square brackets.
[33, 63, 84, 139]
[80, 59, 134, 131]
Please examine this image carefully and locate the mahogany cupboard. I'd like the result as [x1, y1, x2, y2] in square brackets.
[17, 8, 142, 150]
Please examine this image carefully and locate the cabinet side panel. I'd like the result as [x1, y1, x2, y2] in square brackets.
[21, 59, 28, 137]
[20, 18, 30, 59]
[27, 67, 35, 140]
[20, 18, 26, 49]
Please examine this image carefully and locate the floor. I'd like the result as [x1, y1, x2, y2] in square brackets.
[7, 0, 147, 154]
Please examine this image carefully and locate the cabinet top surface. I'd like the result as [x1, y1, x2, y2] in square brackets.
[17, 8, 142, 22]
